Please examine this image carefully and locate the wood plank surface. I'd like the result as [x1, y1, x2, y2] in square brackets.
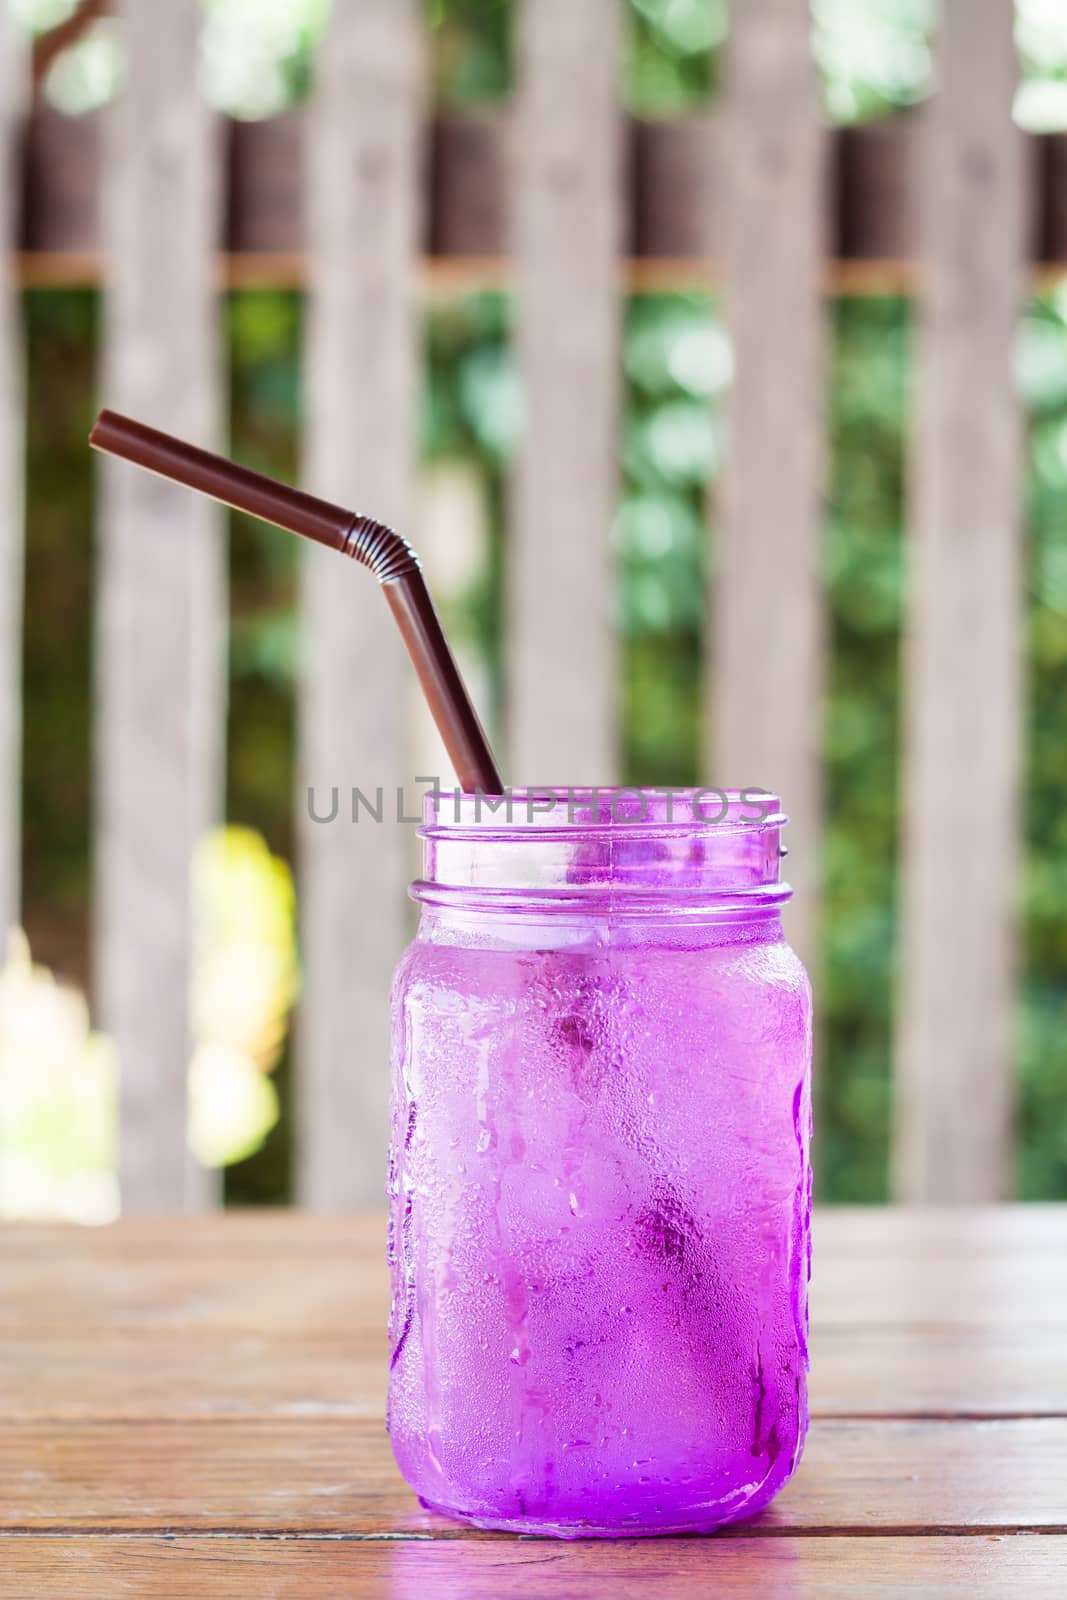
[4, 1207, 1064, 1336]
[297, 0, 422, 1208]
[4, 1323, 1066, 1423]
[8, 1536, 1067, 1600]
[712, 0, 827, 971]
[509, 0, 622, 784]
[94, 0, 224, 1212]
[0, 4, 25, 946]
[894, 0, 1028, 1201]
[1, 1209, 1065, 1595]
[1, 1536, 1063, 1600]
[1, 1209, 1065, 1425]
[0, 1415, 1064, 1534]
[2, 1204, 1063, 1338]
[7, 1204, 1063, 1258]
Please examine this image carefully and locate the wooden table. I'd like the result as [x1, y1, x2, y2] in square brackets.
[2, 1208, 1065, 1596]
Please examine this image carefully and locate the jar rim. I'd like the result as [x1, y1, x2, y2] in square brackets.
[420, 786, 785, 839]
[415, 787, 790, 908]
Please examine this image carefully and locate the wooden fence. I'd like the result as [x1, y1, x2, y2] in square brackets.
[0, 0, 1048, 1209]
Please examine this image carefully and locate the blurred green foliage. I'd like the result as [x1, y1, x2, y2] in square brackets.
[1020, 292, 1067, 1197]
[23, 284, 1067, 1203]
[429, 0, 513, 102]
[423, 292, 514, 738]
[812, 0, 934, 123]
[220, 291, 303, 1203]
[21, 291, 96, 985]
[619, 294, 720, 786]
[17, 0, 1067, 131]
[16, 0, 1067, 1203]
[625, 0, 724, 114]
[822, 299, 908, 1201]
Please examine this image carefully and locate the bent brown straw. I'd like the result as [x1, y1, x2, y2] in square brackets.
[89, 409, 503, 796]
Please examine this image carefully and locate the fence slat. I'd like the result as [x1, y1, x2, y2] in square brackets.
[297, 0, 422, 1208]
[96, 1, 224, 1211]
[714, 0, 827, 970]
[895, 0, 1027, 1203]
[510, 0, 622, 784]
[0, 8, 25, 947]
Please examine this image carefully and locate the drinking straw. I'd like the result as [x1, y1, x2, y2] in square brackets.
[89, 409, 503, 796]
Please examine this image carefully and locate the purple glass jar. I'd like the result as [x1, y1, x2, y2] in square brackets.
[387, 789, 812, 1537]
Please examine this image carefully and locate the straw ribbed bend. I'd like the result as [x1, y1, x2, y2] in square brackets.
[340, 515, 421, 584]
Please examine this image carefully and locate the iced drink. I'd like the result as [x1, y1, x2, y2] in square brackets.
[387, 789, 812, 1537]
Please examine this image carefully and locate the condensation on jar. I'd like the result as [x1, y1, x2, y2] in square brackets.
[386, 788, 813, 1539]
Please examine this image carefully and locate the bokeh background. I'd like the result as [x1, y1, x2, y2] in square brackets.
[4, 0, 1067, 1214]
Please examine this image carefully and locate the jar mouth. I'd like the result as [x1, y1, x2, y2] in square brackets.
[421, 786, 784, 836]
[415, 787, 790, 909]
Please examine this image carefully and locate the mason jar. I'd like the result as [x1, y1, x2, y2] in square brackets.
[386, 788, 812, 1537]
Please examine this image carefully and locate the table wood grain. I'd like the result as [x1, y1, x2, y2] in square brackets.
[2, 1207, 1065, 1597]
